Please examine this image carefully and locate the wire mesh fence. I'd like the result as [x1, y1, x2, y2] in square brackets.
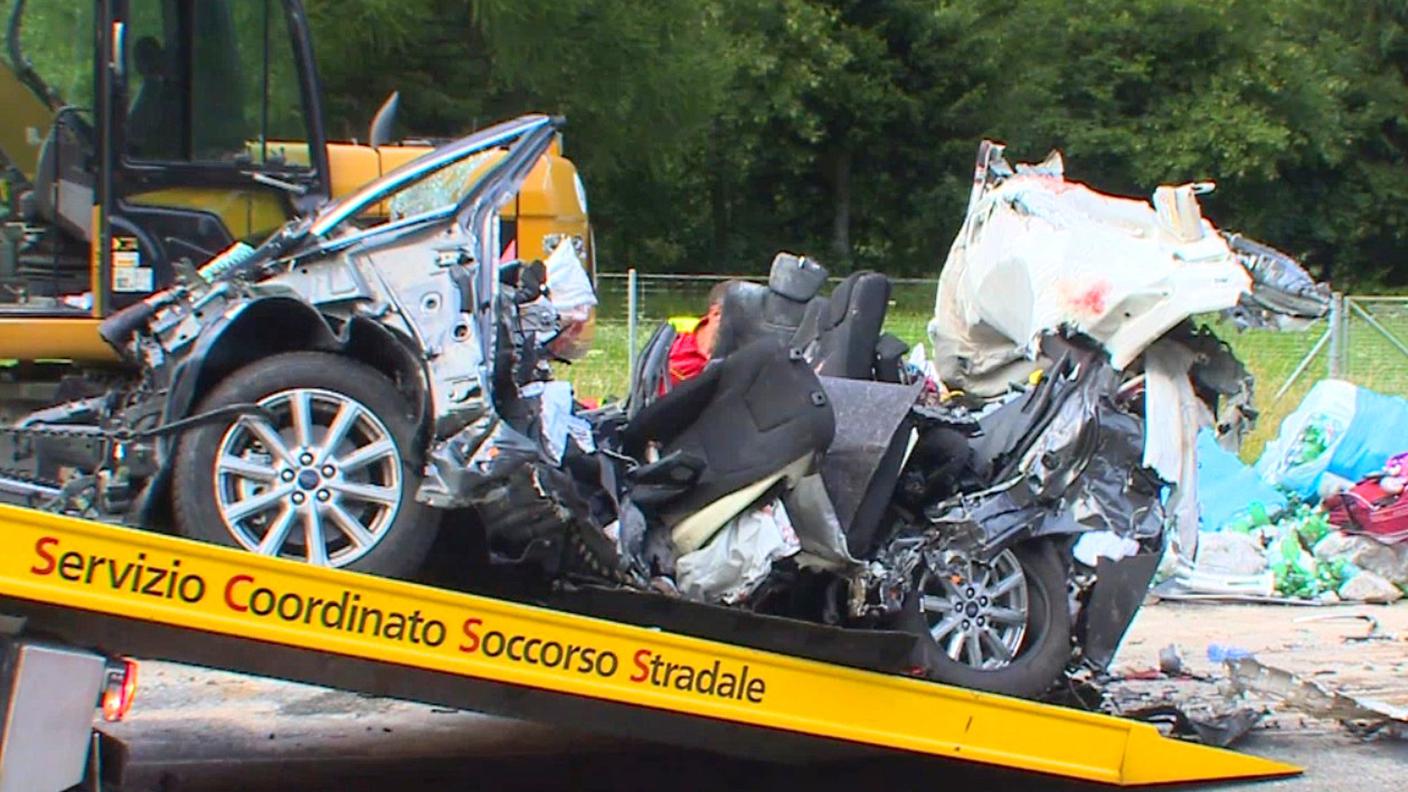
[569, 273, 1408, 462]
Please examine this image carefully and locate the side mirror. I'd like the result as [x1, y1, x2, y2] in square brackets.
[368, 91, 399, 149]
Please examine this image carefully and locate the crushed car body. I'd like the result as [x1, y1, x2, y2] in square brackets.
[930, 141, 1330, 553]
[0, 132, 1329, 701]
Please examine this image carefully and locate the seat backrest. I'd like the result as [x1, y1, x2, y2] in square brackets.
[712, 252, 828, 358]
[711, 280, 769, 357]
[811, 271, 891, 379]
[32, 111, 95, 242]
[622, 338, 835, 545]
[626, 320, 677, 418]
[791, 295, 828, 350]
[671, 454, 811, 554]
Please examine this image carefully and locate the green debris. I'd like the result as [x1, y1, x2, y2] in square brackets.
[1293, 422, 1331, 466]
[1268, 532, 1315, 598]
[1224, 501, 1274, 534]
[1257, 505, 1353, 598]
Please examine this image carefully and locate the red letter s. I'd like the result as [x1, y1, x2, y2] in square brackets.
[30, 537, 57, 575]
[629, 649, 651, 683]
[459, 618, 483, 653]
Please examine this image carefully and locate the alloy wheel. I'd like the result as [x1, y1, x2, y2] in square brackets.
[919, 548, 1030, 669]
[212, 387, 403, 567]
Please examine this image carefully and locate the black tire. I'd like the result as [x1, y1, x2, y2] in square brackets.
[172, 351, 436, 579]
[900, 540, 1071, 698]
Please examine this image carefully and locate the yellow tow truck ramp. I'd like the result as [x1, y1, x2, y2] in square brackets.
[0, 503, 1298, 786]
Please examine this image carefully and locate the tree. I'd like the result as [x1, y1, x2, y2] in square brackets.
[297, 0, 1408, 285]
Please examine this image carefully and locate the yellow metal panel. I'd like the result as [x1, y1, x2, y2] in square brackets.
[0, 504, 1299, 786]
[127, 188, 289, 241]
[515, 153, 587, 222]
[0, 70, 54, 182]
[246, 140, 314, 168]
[375, 144, 431, 174]
[0, 318, 118, 362]
[326, 143, 382, 199]
[90, 206, 102, 314]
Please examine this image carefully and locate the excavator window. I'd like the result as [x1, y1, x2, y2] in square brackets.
[124, 0, 311, 170]
[4, 0, 95, 111]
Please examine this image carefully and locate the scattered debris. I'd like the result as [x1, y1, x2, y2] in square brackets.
[1255, 380, 1408, 502]
[1166, 504, 1390, 602]
[1313, 532, 1408, 589]
[1150, 587, 1325, 605]
[1197, 429, 1287, 533]
[1292, 613, 1396, 642]
[1158, 644, 1185, 675]
[1337, 570, 1404, 604]
[1194, 532, 1267, 576]
[1225, 657, 1408, 740]
[1155, 557, 1274, 599]
[1324, 452, 1408, 544]
[1207, 644, 1255, 663]
[1124, 705, 1264, 748]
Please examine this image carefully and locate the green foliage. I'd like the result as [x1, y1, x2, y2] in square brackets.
[8, 0, 1408, 284]
[2, 0, 95, 107]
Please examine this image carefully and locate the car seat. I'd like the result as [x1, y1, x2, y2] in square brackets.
[622, 338, 835, 554]
[808, 271, 890, 379]
[711, 253, 828, 359]
[626, 320, 678, 418]
[28, 109, 95, 244]
[798, 270, 912, 383]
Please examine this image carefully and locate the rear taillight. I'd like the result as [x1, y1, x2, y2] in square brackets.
[100, 658, 137, 722]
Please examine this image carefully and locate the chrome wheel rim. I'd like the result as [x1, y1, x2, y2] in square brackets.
[920, 548, 1029, 670]
[212, 387, 402, 567]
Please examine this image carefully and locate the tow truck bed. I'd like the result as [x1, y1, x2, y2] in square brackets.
[0, 503, 1299, 786]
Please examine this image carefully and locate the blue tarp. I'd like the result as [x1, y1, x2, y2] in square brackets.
[1198, 429, 1286, 531]
[1254, 379, 1408, 502]
[1329, 386, 1408, 484]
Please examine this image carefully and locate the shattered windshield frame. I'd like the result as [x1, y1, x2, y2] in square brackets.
[305, 114, 557, 245]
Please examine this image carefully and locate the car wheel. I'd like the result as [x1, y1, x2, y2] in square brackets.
[172, 351, 436, 578]
[902, 540, 1071, 698]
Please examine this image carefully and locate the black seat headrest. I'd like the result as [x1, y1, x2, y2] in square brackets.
[768, 252, 828, 302]
[712, 252, 830, 359]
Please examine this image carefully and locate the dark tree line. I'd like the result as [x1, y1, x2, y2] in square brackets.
[309, 0, 1408, 285]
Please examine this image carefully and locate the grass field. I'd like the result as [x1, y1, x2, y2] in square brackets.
[563, 278, 1408, 464]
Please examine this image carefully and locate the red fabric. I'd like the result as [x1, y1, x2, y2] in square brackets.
[1325, 477, 1408, 544]
[664, 317, 711, 391]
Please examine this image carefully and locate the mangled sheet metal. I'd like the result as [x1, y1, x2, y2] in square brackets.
[1226, 657, 1408, 740]
[1123, 706, 1264, 749]
[929, 141, 1329, 555]
[933, 146, 1240, 387]
[931, 142, 1328, 390]
[926, 340, 1163, 558]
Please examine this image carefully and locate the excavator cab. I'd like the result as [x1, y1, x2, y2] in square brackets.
[1, 0, 327, 333]
[0, 0, 592, 369]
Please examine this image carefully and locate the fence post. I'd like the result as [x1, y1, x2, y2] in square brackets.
[1340, 293, 1351, 374]
[626, 268, 639, 395]
[1327, 292, 1343, 379]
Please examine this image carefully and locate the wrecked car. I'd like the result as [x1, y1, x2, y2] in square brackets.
[0, 128, 1328, 699]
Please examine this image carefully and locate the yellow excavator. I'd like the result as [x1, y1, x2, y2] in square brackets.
[0, 0, 592, 402]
